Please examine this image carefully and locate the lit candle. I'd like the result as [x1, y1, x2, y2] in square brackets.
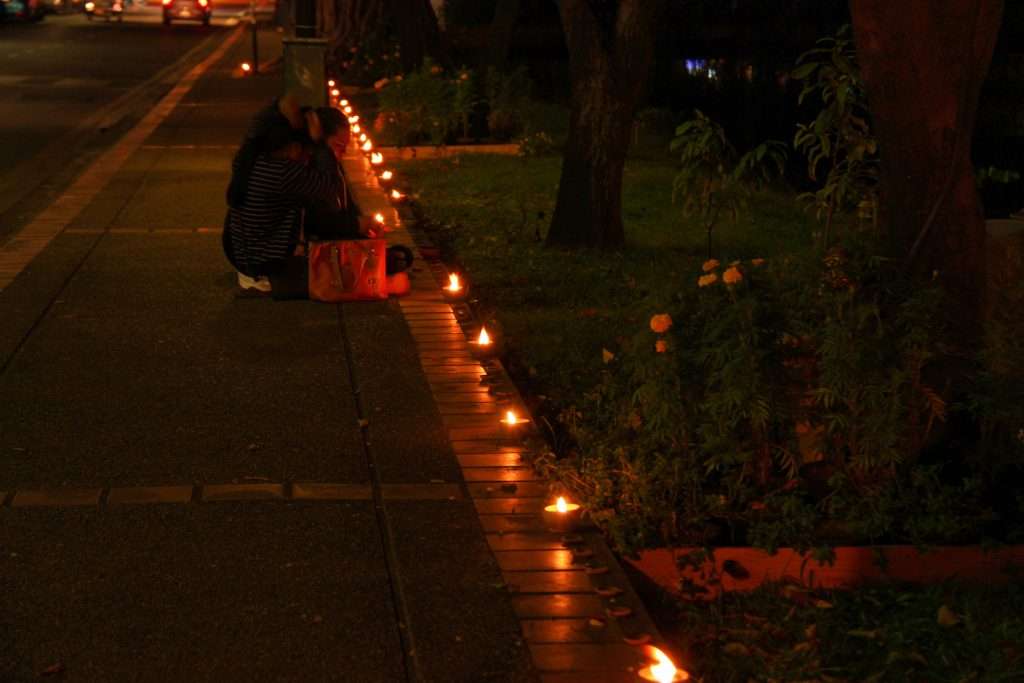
[361, 140, 373, 153]
[331, 88, 341, 98]
[638, 648, 689, 682]
[359, 133, 367, 142]
[340, 99, 349, 107]
[327, 79, 336, 87]
[381, 170, 394, 182]
[542, 496, 582, 532]
[352, 124, 361, 134]
[343, 106, 353, 114]
[501, 409, 525, 426]
[390, 189, 404, 201]
[373, 212, 385, 225]
[241, 62, 252, 73]
[370, 152, 383, 165]
[469, 326, 497, 358]
[443, 272, 467, 301]
[348, 115, 359, 124]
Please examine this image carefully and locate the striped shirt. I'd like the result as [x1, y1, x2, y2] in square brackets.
[225, 156, 340, 276]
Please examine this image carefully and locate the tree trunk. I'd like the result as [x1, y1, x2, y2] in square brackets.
[849, 0, 1004, 322]
[385, 0, 445, 71]
[486, 0, 521, 70]
[546, 0, 663, 248]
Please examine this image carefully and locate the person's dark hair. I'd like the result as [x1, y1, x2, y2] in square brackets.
[263, 124, 305, 156]
[316, 107, 347, 139]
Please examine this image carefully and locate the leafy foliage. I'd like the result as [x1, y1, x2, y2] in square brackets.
[548, 236, 988, 554]
[792, 25, 878, 246]
[671, 110, 787, 257]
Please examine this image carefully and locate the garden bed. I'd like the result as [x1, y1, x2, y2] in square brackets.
[629, 545, 1024, 600]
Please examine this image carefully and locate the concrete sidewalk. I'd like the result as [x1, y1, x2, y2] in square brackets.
[0, 25, 533, 682]
[0, 20, 667, 682]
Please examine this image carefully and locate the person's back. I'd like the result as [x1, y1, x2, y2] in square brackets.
[224, 126, 340, 288]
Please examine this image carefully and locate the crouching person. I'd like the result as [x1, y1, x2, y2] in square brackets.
[223, 125, 341, 295]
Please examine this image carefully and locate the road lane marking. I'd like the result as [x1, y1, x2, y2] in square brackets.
[0, 26, 244, 292]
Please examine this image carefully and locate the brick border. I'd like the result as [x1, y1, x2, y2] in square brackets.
[340, 135, 670, 681]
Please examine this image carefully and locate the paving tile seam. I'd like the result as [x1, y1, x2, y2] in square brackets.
[0, 482, 473, 508]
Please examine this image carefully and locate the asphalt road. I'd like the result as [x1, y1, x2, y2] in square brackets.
[0, 4, 251, 243]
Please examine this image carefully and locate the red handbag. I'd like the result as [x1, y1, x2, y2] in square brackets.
[308, 239, 388, 302]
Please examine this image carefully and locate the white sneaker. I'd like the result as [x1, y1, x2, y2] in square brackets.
[237, 271, 272, 293]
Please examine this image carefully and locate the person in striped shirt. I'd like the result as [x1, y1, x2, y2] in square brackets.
[223, 123, 341, 293]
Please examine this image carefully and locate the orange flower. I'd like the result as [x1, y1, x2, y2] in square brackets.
[723, 266, 743, 285]
[698, 273, 718, 287]
[702, 259, 720, 272]
[649, 314, 673, 334]
[655, 339, 668, 353]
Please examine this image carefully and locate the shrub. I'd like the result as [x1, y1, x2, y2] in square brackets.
[545, 234, 997, 554]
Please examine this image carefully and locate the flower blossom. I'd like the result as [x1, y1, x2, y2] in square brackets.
[702, 259, 720, 272]
[698, 273, 718, 287]
[723, 266, 743, 285]
[649, 314, 673, 334]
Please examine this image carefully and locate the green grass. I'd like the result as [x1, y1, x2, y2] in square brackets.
[658, 581, 1024, 682]
[392, 153, 815, 405]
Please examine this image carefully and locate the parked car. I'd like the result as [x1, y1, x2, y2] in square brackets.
[84, 0, 122, 21]
[0, 0, 46, 20]
[161, 0, 209, 26]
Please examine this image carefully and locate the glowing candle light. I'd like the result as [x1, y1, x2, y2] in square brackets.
[340, 99, 349, 107]
[542, 496, 582, 531]
[370, 152, 383, 165]
[330, 88, 340, 98]
[328, 79, 336, 87]
[352, 124, 361, 134]
[361, 140, 373, 153]
[343, 106, 353, 114]
[373, 212, 385, 225]
[639, 648, 689, 682]
[447, 273, 462, 292]
[502, 410, 519, 425]
[381, 170, 394, 181]
[241, 62, 252, 73]
[348, 115, 359, 124]
[390, 189, 404, 201]
[359, 133, 367, 142]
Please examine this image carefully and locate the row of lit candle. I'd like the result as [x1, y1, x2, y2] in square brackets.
[324, 75, 687, 683]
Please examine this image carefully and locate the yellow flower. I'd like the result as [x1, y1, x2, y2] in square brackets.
[698, 273, 718, 287]
[655, 339, 668, 353]
[723, 266, 743, 285]
[702, 259, 720, 272]
[649, 314, 673, 334]
[751, 258, 766, 266]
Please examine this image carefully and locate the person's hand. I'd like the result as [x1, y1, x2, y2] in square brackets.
[305, 110, 324, 143]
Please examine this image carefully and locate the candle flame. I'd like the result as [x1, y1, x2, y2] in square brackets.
[477, 327, 491, 345]
[371, 152, 383, 164]
[343, 106, 353, 114]
[340, 99, 349, 107]
[330, 88, 340, 97]
[505, 410, 518, 425]
[374, 212, 385, 224]
[556, 496, 568, 513]
[381, 170, 393, 181]
[328, 79, 336, 87]
[359, 133, 367, 142]
[241, 62, 252, 72]
[352, 124, 361, 134]
[650, 648, 680, 683]
[391, 189, 403, 200]
[447, 273, 461, 291]
[362, 141, 373, 152]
